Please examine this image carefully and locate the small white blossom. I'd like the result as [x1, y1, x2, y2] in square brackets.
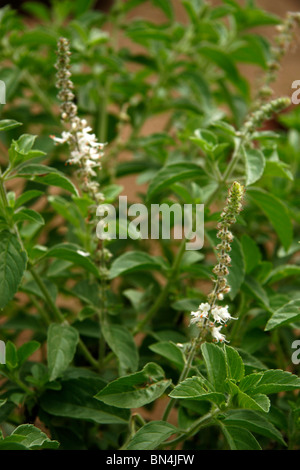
[211, 305, 235, 324]
[190, 303, 211, 325]
[198, 303, 211, 315]
[211, 325, 228, 343]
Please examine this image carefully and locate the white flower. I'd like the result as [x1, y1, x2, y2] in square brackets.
[211, 325, 228, 343]
[198, 302, 211, 315]
[190, 311, 201, 325]
[190, 303, 211, 325]
[211, 305, 235, 324]
[51, 131, 71, 145]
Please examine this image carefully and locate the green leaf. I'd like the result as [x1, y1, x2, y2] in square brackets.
[109, 251, 163, 279]
[169, 377, 225, 405]
[0, 120, 22, 131]
[225, 345, 245, 382]
[9, 135, 46, 167]
[126, 421, 176, 450]
[10, 424, 59, 449]
[265, 265, 300, 285]
[250, 369, 300, 394]
[13, 208, 45, 225]
[239, 373, 263, 392]
[101, 323, 139, 375]
[244, 147, 265, 186]
[223, 410, 285, 446]
[263, 161, 293, 181]
[243, 275, 269, 308]
[15, 164, 78, 196]
[95, 363, 171, 408]
[41, 377, 130, 424]
[47, 324, 79, 381]
[15, 190, 43, 209]
[0, 441, 27, 450]
[199, 45, 247, 94]
[201, 343, 227, 392]
[265, 299, 300, 331]
[228, 381, 270, 413]
[221, 424, 261, 450]
[5, 341, 18, 369]
[17, 341, 40, 366]
[0, 231, 27, 309]
[151, 0, 173, 19]
[247, 188, 293, 251]
[147, 162, 203, 200]
[149, 341, 185, 370]
[44, 244, 99, 277]
[241, 234, 261, 273]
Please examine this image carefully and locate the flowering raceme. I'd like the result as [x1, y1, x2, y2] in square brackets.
[51, 37, 105, 204]
[190, 181, 245, 343]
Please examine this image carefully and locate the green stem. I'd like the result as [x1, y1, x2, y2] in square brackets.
[162, 337, 199, 422]
[12, 374, 34, 396]
[29, 294, 52, 327]
[29, 266, 64, 323]
[161, 409, 219, 448]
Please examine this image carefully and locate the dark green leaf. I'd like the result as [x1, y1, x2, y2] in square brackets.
[95, 363, 171, 408]
[0, 231, 27, 309]
[47, 324, 79, 381]
[126, 421, 176, 450]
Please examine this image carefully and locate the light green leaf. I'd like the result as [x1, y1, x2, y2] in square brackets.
[225, 345, 245, 382]
[0, 119, 22, 131]
[247, 188, 293, 251]
[102, 323, 139, 375]
[265, 299, 300, 331]
[263, 161, 293, 181]
[0, 231, 27, 309]
[250, 369, 300, 394]
[15, 190, 43, 209]
[244, 147, 265, 186]
[47, 324, 79, 381]
[228, 381, 270, 413]
[169, 377, 225, 405]
[126, 421, 176, 450]
[10, 424, 59, 449]
[201, 343, 227, 392]
[95, 363, 171, 408]
[5, 341, 18, 369]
